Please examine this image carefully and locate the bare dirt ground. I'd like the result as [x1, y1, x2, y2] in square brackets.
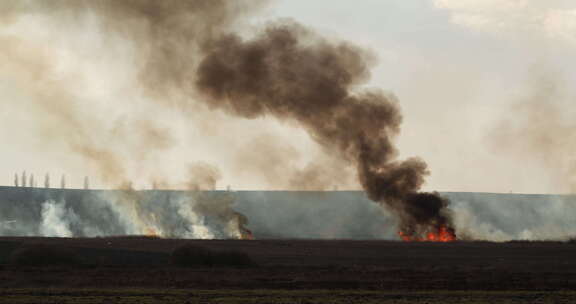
[0, 237, 575, 303]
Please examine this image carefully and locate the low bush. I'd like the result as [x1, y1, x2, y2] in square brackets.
[9, 244, 81, 267]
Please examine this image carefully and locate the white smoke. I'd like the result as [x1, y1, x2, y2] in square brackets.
[226, 217, 243, 239]
[450, 193, 576, 241]
[176, 196, 216, 239]
[96, 191, 145, 235]
[0, 220, 16, 232]
[39, 200, 73, 237]
[452, 203, 515, 241]
[94, 190, 241, 239]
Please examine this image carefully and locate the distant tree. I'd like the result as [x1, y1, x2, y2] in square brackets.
[21, 171, 26, 187]
[61, 175, 66, 189]
[45, 173, 50, 188]
[14, 173, 19, 187]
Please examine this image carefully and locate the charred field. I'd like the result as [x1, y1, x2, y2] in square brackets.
[1, 237, 576, 303]
[1, 189, 576, 302]
[3, 1, 576, 302]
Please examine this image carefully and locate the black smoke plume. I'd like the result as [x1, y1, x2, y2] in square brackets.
[1, 1, 454, 239]
[195, 22, 454, 239]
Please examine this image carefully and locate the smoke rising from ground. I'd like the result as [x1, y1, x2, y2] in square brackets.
[0, 1, 454, 238]
[233, 134, 357, 190]
[2, 190, 573, 241]
[40, 200, 74, 237]
[490, 72, 576, 193]
[0, 188, 244, 239]
[187, 162, 221, 190]
[194, 21, 454, 237]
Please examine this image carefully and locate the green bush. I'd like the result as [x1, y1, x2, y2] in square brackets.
[9, 244, 81, 267]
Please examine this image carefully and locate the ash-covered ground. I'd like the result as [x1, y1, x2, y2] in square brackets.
[0, 237, 576, 293]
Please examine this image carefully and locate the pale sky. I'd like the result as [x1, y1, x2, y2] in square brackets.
[1, 1, 576, 193]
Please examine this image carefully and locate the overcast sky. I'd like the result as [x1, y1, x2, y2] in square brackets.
[1, 1, 576, 193]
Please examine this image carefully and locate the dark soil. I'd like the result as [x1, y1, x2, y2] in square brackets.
[0, 237, 574, 291]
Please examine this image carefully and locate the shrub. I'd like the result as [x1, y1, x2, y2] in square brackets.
[9, 244, 81, 267]
[170, 244, 214, 267]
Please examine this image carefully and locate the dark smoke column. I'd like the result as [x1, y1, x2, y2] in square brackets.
[2, 1, 454, 240]
[195, 22, 455, 240]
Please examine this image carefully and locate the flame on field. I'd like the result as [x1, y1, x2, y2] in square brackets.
[240, 226, 254, 240]
[145, 226, 160, 238]
[398, 225, 456, 242]
[143, 212, 161, 238]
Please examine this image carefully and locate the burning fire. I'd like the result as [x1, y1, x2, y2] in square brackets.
[145, 227, 160, 238]
[144, 213, 162, 238]
[398, 225, 456, 242]
[241, 227, 255, 240]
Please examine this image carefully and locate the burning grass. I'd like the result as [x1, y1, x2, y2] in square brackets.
[398, 225, 456, 242]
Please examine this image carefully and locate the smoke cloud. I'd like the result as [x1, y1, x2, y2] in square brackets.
[490, 71, 576, 193]
[194, 21, 454, 237]
[0, 0, 454, 239]
[233, 134, 357, 191]
[40, 200, 73, 237]
[0, 188, 246, 239]
[187, 162, 221, 190]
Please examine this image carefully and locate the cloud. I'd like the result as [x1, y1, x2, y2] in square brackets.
[434, 0, 576, 44]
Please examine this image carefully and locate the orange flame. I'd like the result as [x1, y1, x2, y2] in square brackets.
[426, 225, 456, 242]
[145, 227, 160, 238]
[241, 227, 255, 240]
[398, 225, 456, 242]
